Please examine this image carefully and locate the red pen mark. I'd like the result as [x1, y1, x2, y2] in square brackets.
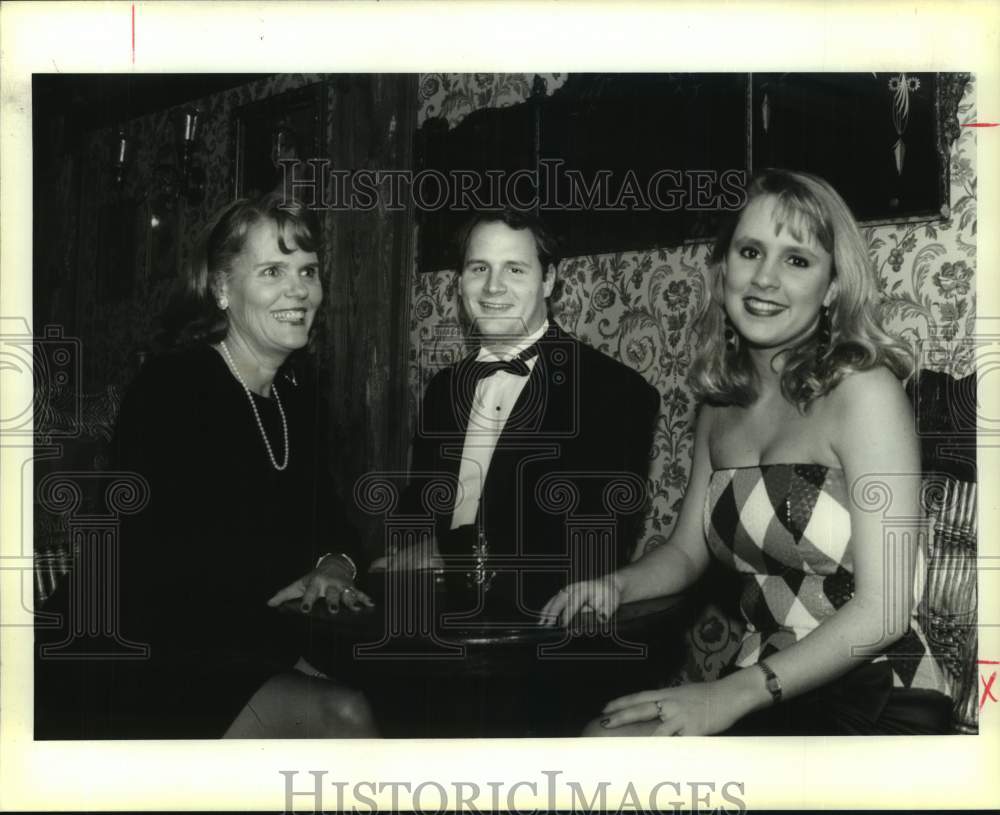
[962, 122, 999, 128]
[982, 673, 998, 710]
[131, 4, 136, 64]
[978, 660, 1000, 710]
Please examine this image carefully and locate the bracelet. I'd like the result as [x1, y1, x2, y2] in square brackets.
[757, 660, 782, 705]
[315, 552, 358, 581]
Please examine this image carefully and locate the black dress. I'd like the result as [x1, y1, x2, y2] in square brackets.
[36, 345, 362, 738]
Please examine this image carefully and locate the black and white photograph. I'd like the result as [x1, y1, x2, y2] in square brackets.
[2, 2, 998, 812]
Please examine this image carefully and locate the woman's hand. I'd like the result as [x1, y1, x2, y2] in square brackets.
[267, 555, 375, 615]
[538, 574, 623, 627]
[599, 681, 746, 737]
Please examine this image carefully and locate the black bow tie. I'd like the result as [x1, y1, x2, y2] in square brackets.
[464, 344, 540, 387]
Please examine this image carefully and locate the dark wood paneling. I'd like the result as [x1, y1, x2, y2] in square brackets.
[326, 74, 417, 553]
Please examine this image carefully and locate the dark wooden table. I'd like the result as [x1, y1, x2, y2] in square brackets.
[285, 570, 697, 737]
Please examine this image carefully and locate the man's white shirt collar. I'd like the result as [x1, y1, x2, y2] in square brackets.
[475, 319, 550, 363]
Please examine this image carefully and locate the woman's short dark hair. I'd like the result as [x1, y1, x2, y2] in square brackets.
[452, 208, 561, 273]
[689, 168, 913, 409]
[158, 192, 322, 351]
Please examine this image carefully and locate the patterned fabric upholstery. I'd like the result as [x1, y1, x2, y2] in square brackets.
[908, 368, 978, 732]
[675, 590, 744, 685]
[920, 475, 978, 732]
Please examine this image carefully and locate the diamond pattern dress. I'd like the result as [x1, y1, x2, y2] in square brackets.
[704, 464, 946, 693]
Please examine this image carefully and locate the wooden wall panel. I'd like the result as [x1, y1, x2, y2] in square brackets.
[326, 74, 417, 553]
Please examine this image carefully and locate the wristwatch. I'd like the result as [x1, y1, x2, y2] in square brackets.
[757, 660, 783, 705]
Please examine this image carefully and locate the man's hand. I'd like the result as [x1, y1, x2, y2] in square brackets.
[267, 555, 375, 614]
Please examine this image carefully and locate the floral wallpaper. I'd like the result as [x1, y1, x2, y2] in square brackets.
[873, 89, 977, 374]
[417, 73, 566, 128]
[410, 74, 978, 683]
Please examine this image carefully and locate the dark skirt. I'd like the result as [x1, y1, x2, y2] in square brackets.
[34, 585, 307, 739]
[720, 660, 953, 736]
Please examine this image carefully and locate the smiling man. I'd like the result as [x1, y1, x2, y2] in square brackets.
[398, 209, 660, 617]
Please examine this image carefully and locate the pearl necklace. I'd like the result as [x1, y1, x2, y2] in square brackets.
[219, 340, 289, 471]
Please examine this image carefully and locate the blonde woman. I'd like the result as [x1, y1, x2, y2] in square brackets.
[542, 169, 951, 736]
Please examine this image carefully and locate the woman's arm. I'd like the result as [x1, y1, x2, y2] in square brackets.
[602, 367, 924, 734]
[541, 404, 716, 625]
[617, 403, 716, 602]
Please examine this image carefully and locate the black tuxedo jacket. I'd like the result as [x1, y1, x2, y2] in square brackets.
[406, 324, 659, 612]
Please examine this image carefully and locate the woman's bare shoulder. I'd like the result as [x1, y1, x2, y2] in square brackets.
[826, 366, 910, 415]
[825, 366, 918, 469]
[695, 400, 724, 437]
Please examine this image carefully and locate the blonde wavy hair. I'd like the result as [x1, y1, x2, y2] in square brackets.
[689, 169, 913, 409]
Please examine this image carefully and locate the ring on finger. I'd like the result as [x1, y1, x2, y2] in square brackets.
[654, 700, 665, 721]
[341, 586, 356, 596]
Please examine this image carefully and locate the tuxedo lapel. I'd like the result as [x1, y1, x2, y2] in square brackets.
[444, 352, 480, 439]
[423, 360, 477, 496]
[481, 326, 577, 531]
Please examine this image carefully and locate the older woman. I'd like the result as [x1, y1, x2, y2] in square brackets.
[43, 193, 378, 738]
[542, 169, 952, 736]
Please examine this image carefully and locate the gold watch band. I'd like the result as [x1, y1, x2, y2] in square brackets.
[757, 659, 783, 705]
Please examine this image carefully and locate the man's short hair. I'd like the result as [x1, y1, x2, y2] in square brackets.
[453, 208, 561, 274]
